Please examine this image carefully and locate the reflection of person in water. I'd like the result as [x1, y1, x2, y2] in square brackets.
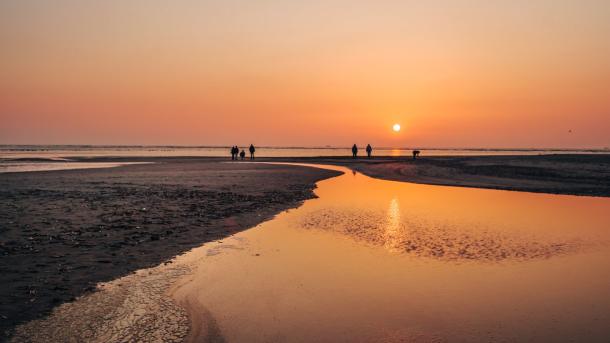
[352, 144, 358, 158]
[366, 144, 372, 158]
[240, 150, 246, 160]
[249, 144, 256, 160]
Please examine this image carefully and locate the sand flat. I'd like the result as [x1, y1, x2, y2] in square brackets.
[6, 161, 610, 342]
[0, 160, 340, 338]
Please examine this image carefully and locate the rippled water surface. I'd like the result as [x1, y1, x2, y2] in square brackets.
[172, 164, 610, 342]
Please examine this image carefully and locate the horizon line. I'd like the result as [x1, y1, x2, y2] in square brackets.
[0, 144, 609, 151]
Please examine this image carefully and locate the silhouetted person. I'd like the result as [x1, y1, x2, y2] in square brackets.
[352, 144, 358, 158]
[412, 150, 420, 160]
[366, 144, 372, 158]
[249, 144, 256, 160]
[230, 146, 237, 160]
[240, 150, 246, 160]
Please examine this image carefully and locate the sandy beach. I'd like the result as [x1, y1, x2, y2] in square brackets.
[0, 160, 340, 340]
[4, 0, 609, 341]
[4, 160, 610, 342]
[2, 154, 610, 342]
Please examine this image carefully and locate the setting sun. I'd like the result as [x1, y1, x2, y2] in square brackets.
[1, 1, 610, 342]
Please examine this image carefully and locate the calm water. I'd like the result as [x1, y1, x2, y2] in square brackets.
[2, 145, 608, 159]
[171, 163, 610, 342]
[0, 161, 150, 173]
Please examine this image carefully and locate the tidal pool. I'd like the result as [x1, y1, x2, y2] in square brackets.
[170, 164, 610, 342]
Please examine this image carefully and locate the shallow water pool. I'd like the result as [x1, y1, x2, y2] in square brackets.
[172, 163, 610, 342]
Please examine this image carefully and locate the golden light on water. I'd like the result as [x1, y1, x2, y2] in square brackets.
[384, 197, 402, 252]
[175, 164, 610, 342]
[393, 124, 401, 132]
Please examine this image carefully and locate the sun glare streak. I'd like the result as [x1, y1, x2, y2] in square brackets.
[384, 197, 403, 252]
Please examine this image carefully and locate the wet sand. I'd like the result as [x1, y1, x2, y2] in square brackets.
[9, 163, 610, 342]
[3, 155, 610, 341]
[8, 153, 608, 197]
[0, 160, 340, 340]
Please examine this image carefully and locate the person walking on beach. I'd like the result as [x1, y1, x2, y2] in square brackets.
[240, 149, 246, 160]
[249, 144, 256, 160]
[352, 144, 358, 158]
[366, 144, 372, 158]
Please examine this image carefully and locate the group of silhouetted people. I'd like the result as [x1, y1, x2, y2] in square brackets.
[230, 144, 256, 160]
[351, 144, 420, 160]
[230, 144, 420, 160]
[351, 144, 374, 158]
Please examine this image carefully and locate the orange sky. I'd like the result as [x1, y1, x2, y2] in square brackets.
[1, 0, 609, 148]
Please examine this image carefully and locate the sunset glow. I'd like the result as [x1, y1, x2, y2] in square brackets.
[1, 2, 610, 341]
[1, 1, 609, 148]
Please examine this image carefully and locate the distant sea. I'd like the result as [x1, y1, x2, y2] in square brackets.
[1, 145, 608, 160]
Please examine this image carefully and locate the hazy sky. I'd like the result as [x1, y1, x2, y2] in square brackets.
[1, 0, 609, 147]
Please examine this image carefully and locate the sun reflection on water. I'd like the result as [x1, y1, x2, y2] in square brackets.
[384, 197, 403, 252]
[297, 164, 606, 262]
[172, 164, 610, 342]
